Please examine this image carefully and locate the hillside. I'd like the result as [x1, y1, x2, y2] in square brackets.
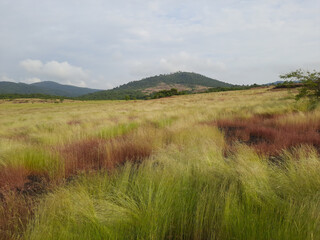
[0, 82, 45, 95]
[81, 72, 233, 100]
[0, 81, 100, 97]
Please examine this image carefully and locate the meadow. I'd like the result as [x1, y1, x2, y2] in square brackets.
[0, 87, 320, 240]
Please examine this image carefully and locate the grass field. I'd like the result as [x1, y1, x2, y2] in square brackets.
[1, 87, 320, 240]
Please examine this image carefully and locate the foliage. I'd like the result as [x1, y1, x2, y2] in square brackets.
[280, 69, 320, 101]
[206, 85, 257, 93]
[274, 81, 302, 89]
[78, 89, 146, 100]
[0, 93, 68, 100]
[149, 88, 188, 99]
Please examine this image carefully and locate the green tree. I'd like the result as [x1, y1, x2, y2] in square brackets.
[280, 69, 320, 101]
[125, 95, 130, 101]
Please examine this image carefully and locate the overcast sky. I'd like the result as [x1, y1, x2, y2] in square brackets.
[0, 0, 319, 89]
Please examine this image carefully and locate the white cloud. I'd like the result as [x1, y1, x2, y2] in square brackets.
[159, 52, 227, 73]
[129, 51, 227, 79]
[24, 77, 41, 84]
[129, 28, 151, 40]
[20, 59, 90, 86]
[20, 59, 43, 73]
[0, 75, 15, 82]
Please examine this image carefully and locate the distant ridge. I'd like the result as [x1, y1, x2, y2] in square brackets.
[0, 81, 101, 97]
[81, 72, 234, 100]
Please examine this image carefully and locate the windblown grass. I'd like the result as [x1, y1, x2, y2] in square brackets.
[0, 87, 319, 239]
[25, 139, 320, 240]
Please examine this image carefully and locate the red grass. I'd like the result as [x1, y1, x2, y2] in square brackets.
[0, 133, 153, 238]
[0, 191, 34, 240]
[0, 167, 48, 240]
[213, 114, 320, 156]
[0, 166, 30, 191]
[62, 136, 153, 177]
[62, 138, 106, 175]
[67, 120, 81, 125]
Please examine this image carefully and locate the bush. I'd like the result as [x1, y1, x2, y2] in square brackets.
[280, 69, 320, 101]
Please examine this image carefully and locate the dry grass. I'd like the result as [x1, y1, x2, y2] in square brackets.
[0, 166, 30, 191]
[66, 120, 82, 125]
[62, 135, 153, 177]
[0, 191, 34, 240]
[214, 113, 320, 156]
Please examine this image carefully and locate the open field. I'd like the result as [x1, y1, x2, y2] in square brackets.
[1, 87, 320, 239]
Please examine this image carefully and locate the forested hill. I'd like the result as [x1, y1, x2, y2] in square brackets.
[114, 72, 233, 90]
[80, 72, 234, 100]
[0, 81, 101, 97]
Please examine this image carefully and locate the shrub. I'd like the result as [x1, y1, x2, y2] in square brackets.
[280, 69, 320, 102]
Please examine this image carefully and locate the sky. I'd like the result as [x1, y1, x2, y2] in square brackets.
[0, 0, 319, 89]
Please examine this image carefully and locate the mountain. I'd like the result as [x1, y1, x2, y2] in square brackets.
[0, 81, 101, 97]
[81, 72, 234, 100]
[30, 81, 101, 97]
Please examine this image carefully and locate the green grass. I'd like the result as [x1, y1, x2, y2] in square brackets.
[25, 141, 320, 240]
[98, 122, 140, 139]
[0, 87, 319, 239]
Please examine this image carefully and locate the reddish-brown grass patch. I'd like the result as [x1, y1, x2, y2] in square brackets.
[0, 191, 34, 240]
[0, 166, 49, 195]
[62, 138, 106, 176]
[61, 136, 153, 177]
[0, 167, 49, 240]
[213, 114, 320, 156]
[0, 166, 30, 191]
[67, 120, 81, 125]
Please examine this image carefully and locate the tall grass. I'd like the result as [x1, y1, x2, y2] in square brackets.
[25, 134, 320, 240]
[98, 122, 140, 139]
[1, 87, 320, 239]
[62, 132, 153, 177]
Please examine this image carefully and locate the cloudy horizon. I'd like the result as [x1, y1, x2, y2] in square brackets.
[0, 0, 319, 89]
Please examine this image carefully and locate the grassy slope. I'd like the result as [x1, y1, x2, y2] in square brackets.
[0, 88, 320, 239]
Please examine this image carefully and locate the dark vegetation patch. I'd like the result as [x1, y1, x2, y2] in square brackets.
[0, 167, 50, 240]
[213, 114, 320, 157]
[148, 88, 188, 99]
[273, 82, 302, 89]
